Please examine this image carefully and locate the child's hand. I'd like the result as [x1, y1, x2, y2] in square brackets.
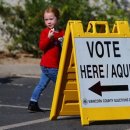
[48, 28, 54, 39]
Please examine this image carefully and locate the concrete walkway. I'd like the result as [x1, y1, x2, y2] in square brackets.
[0, 63, 41, 77]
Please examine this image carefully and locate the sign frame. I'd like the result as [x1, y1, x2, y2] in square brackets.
[50, 20, 130, 125]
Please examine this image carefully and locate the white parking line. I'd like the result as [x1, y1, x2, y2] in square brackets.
[0, 104, 80, 129]
[0, 104, 51, 130]
[0, 117, 49, 130]
[12, 74, 40, 78]
[0, 104, 50, 110]
[0, 104, 27, 109]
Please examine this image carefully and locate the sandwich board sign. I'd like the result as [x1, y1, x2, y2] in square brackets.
[50, 20, 130, 125]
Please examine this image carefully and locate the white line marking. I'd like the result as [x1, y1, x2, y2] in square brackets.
[0, 117, 49, 130]
[0, 104, 79, 130]
[11, 83, 24, 86]
[11, 74, 40, 78]
[0, 104, 50, 110]
[0, 104, 26, 109]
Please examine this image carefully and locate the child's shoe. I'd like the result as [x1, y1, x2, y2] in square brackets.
[28, 101, 44, 112]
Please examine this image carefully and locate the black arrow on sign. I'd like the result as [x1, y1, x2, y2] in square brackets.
[89, 81, 128, 96]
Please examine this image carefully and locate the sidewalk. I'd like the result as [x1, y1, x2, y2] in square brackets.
[0, 56, 41, 77]
[0, 64, 41, 77]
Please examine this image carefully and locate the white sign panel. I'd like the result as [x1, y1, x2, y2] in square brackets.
[74, 38, 130, 108]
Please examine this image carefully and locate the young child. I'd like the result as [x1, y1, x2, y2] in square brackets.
[28, 6, 64, 112]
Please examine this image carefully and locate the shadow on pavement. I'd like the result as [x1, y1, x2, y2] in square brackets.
[0, 76, 22, 84]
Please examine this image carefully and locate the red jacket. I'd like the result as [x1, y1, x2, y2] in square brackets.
[39, 28, 64, 68]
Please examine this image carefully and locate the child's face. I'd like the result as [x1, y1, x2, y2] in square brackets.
[44, 12, 58, 29]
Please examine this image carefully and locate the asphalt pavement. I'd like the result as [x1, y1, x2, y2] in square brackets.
[1, 63, 130, 130]
[0, 63, 84, 130]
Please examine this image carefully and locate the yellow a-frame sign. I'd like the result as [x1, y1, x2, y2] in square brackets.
[50, 20, 130, 125]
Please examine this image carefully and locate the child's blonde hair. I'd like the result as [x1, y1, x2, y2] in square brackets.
[44, 6, 60, 20]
